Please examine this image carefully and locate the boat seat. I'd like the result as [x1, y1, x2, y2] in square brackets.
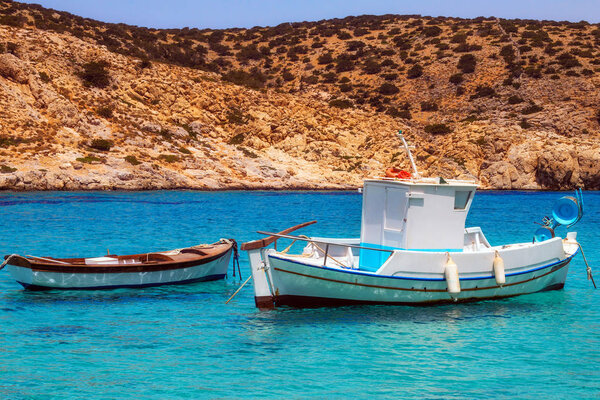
[84, 257, 119, 265]
[180, 248, 208, 256]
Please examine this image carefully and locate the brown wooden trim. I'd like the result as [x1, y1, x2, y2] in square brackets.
[241, 220, 317, 251]
[273, 258, 570, 293]
[8, 243, 232, 274]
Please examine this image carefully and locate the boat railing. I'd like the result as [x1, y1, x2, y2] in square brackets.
[254, 231, 395, 268]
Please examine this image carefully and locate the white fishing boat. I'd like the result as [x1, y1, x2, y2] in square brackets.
[241, 132, 590, 308]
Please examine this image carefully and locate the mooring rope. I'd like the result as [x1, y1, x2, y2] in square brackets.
[577, 243, 596, 289]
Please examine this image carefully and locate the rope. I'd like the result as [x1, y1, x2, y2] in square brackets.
[577, 243, 597, 289]
[229, 238, 242, 279]
[0, 254, 17, 271]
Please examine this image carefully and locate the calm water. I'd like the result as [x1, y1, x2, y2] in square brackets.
[0, 191, 599, 399]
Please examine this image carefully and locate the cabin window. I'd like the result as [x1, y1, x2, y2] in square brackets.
[454, 190, 471, 210]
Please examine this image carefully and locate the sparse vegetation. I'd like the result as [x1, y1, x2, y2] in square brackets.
[378, 83, 399, 95]
[124, 155, 141, 165]
[424, 123, 452, 135]
[329, 99, 353, 109]
[406, 64, 423, 79]
[0, 164, 16, 173]
[96, 105, 114, 118]
[457, 54, 476, 73]
[79, 61, 111, 88]
[76, 155, 102, 164]
[522, 103, 543, 114]
[89, 139, 113, 151]
[158, 154, 179, 163]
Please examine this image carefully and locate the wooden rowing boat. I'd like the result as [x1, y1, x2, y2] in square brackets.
[1, 240, 235, 290]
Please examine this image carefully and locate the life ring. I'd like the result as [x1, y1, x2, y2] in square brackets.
[385, 167, 411, 179]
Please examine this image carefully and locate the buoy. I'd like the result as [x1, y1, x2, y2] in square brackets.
[385, 167, 412, 180]
[552, 196, 580, 226]
[534, 226, 554, 242]
[493, 250, 505, 286]
[444, 253, 460, 295]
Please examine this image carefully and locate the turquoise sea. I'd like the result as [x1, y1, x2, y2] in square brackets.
[0, 191, 598, 399]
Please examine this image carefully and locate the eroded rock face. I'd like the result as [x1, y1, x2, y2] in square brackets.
[0, 23, 599, 191]
[0, 53, 29, 84]
[536, 148, 580, 190]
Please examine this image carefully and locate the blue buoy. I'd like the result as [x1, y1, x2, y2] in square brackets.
[534, 226, 554, 242]
[552, 196, 580, 226]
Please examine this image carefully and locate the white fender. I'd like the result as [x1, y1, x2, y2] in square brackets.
[444, 254, 460, 295]
[493, 251, 506, 286]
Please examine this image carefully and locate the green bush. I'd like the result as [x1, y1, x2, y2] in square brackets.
[76, 155, 102, 164]
[521, 103, 543, 114]
[423, 26, 442, 37]
[335, 57, 354, 73]
[96, 105, 114, 118]
[556, 52, 581, 69]
[282, 70, 295, 82]
[329, 99, 353, 109]
[317, 53, 334, 65]
[449, 73, 463, 84]
[457, 54, 476, 73]
[89, 139, 113, 151]
[124, 155, 141, 165]
[159, 154, 179, 163]
[79, 61, 110, 88]
[0, 164, 16, 173]
[387, 106, 411, 119]
[424, 123, 452, 134]
[519, 119, 532, 129]
[363, 59, 381, 74]
[378, 83, 399, 95]
[508, 95, 524, 104]
[420, 101, 438, 111]
[228, 133, 245, 145]
[39, 71, 51, 83]
[469, 85, 496, 99]
[406, 64, 423, 79]
[222, 69, 267, 89]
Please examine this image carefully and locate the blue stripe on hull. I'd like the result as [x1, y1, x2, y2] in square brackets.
[269, 247, 579, 283]
[17, 274, 227, 291]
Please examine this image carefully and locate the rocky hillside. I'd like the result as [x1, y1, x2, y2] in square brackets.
[0, 0, 599, 190]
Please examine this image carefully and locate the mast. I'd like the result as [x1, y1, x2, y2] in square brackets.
[397, 130, 420, 178]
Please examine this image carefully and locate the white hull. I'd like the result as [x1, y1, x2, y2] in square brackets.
[7, 251, 232, 290]
[264, 254, 571, 306]
[248, 238, 578, 307]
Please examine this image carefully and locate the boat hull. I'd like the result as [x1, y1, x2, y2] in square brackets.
[261, 253, 573, 308]
[7, 250, 232, 290]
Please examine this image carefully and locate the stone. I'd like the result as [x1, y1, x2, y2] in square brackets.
[0, 53, 30, 84]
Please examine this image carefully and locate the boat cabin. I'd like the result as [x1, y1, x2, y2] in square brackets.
[359, 177, 478, 267]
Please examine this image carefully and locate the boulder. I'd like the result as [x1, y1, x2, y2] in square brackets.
[0, 53, 30, 84]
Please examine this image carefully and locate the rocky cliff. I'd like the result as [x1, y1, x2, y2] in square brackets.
[0, 1, 599, 190]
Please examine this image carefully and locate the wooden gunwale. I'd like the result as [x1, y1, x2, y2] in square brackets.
[6, 243, 232, 274]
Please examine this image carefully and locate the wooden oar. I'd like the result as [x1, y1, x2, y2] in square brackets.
[25, 255, 70, 264]
[241, 220, 317, 251]
[225, 275, 253, 304]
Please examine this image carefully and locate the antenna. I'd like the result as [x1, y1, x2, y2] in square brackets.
[397, 130, 420, 178]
